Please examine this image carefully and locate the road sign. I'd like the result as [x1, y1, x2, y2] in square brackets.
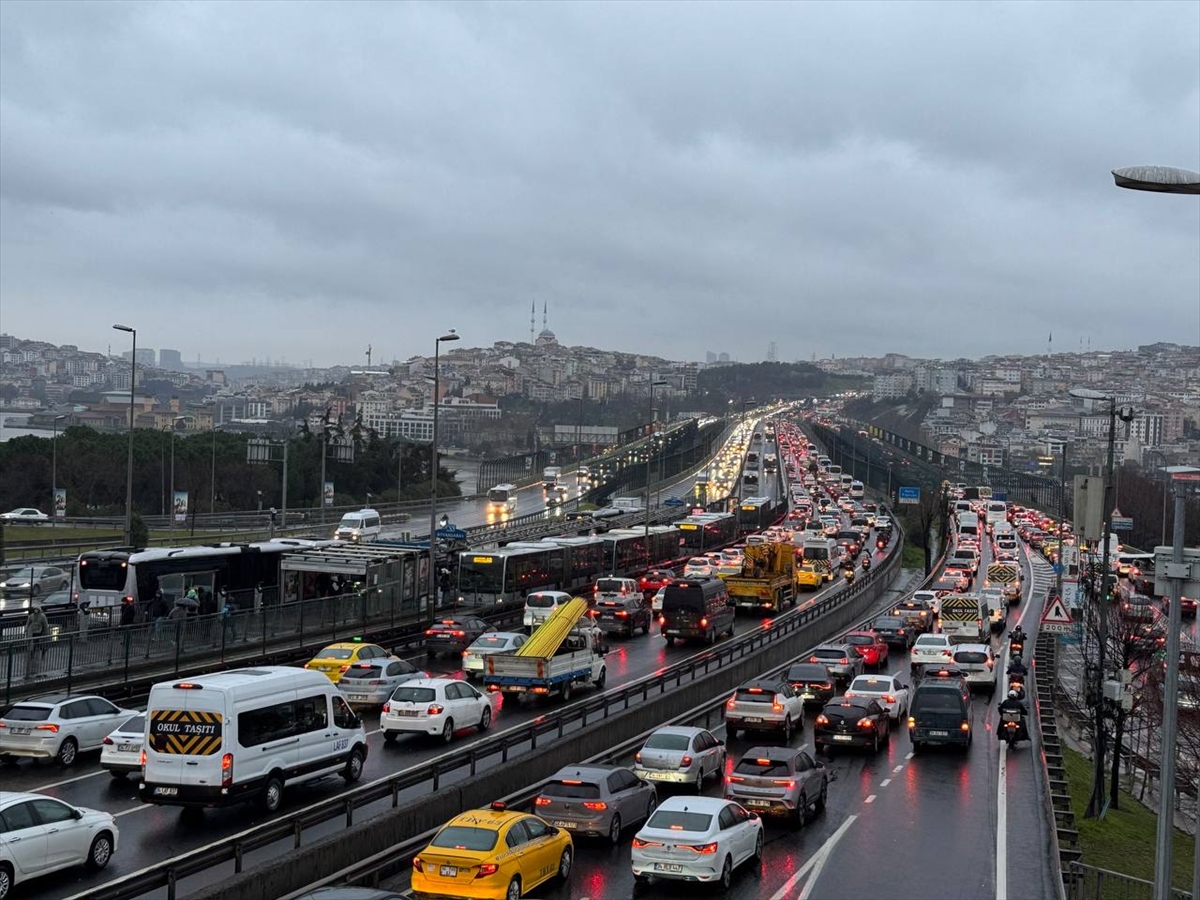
[435, 526, 468, 541]
[988, 563, 1019, 584]
[1060, 622, 1083, 645]
[992, 491, 1008, 501]
[898, 486, 920, 505]
[1111, 516, 1133, 531]
[1040, 595, 1074, 634]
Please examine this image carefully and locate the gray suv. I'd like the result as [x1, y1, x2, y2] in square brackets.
[806, 643, 864, 684]
[724, 745, 828, 826]
[535, 764, 657, 844]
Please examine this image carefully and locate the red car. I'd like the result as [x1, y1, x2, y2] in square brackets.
[843, 630, 889, 669]
[639, 568, 675, 595]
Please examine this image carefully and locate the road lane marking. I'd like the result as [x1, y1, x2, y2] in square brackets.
[27, 770, 106, 792]
[893, 765, 904, 773]
[905, 752, 913, 760]
[997, 742, 1008, 900]
[114, 804, 152, 817]
[864, 794, 876, 803]
[879, 778, 891, 787]
[768, 813, 857, 900]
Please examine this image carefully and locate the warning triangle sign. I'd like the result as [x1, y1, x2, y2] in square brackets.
[1041, 595, 1072, 626]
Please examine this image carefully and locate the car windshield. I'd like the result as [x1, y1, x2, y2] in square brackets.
[8, 568, 36, 580]
[547, 780, 601, 799]
[526, 595, 559, 608]
[734, 757, 791, 776]
[430, 825, 499, 852]
[317, 647, 355, 660]
[646, 810, 712, 832]
[3, 705, 51, 721]
[643, 732, 691, 751]
[391, 687, 436, 703]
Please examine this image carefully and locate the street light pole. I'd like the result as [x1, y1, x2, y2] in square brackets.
[168, 416, 186, 534]
[113, 324, 136, 545]
[643, 380, 668, 544]
[429, 331, 459, 611]
[51, 415, 67, 528]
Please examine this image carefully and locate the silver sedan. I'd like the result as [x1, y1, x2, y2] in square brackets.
[337, 657, 426, 709]
[0, 566, 70, 599]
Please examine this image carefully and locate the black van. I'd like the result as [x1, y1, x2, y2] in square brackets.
[661, 578, 734, 646]
[908, 678, 974, 752]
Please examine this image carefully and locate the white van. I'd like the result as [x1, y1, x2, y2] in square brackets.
[523, 590, 573, 632]
[334, 508, 382, 543]
[140, 667, 368, 812]
[957, 512, 980, 539]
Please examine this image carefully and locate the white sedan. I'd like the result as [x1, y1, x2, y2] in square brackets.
[631, 795, 763, 891]
[844, 673, 911, 722]
[0, 792, 118, 893]
[379, 677, 492, 744]
[0, 508, 49, 523]
[461, 632, 527, 679]
[683, 558, 716, 578]
[99, 714, 145, 779]
[909, 634, 955, 675]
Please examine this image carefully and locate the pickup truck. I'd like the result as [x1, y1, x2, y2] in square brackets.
[484, 597, 608, 701]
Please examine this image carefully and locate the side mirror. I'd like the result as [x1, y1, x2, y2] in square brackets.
[72, 808, 84, 820]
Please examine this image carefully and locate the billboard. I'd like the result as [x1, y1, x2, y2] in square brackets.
[53, 488, 66, 518]
[323, 481, 335, 507]
[172, 491, 188, 523]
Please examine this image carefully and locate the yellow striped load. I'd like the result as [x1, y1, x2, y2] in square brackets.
[517, 596, 590, 658]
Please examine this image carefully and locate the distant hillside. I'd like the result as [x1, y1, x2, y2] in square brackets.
[693, 362, 859, 411]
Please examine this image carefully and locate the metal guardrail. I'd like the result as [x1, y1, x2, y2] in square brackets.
[78, 524, 906, 900]
[1065, 863, 1193, 900]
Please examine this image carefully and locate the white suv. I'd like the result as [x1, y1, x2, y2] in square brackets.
[909, 634, 954, 676]
[724, 678, 806, 741]
[0, 694, 136, 767]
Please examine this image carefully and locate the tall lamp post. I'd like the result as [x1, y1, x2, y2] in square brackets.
[168, 416, 188, 534]
[112, 324, 137, 545]
[428, 331, 459, 610]
[50, 415, 67, 529]
[1070, 387, 1136, 820]
[1112, 162, 1200, 900]
[643, 380, 669, 543]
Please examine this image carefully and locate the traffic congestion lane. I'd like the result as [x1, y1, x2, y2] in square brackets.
[24, 573, 856, 900]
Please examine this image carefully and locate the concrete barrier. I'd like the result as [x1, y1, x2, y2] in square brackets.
[187, 565, 903, 900]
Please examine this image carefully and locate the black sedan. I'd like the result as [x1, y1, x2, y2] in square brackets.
[785, 662, 837, 709]
[815, 697, 890, 754]
[870, 615, 915, 650]
[423, 616, 495, 657]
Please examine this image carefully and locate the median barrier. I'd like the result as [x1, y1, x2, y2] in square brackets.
[186, 556, 904, 900]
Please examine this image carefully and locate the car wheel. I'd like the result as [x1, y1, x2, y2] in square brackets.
[595, 668, 607, 690]
[884, 723, 892, 744]
[871, 732, 879, 754]
[342, 747, 365, 783]
[608, 813, 622, 845]
[505, 876, 522, 900]
[752, 828, 764, 862]
[707, 628, 716, 645]
[561, 680, 573, 702]
[795, 793, 807, 827]
[645, 794, 657, 822]
[912, 740, 923, 754]
[727, 725, 738, 740]
[0, 862, 12, 900]
[86, 832, 114, 871]
[261, 775, 284, 812]
[441, 718, 455, 744]
[56, 737, 78, 768]
[665, 636, 675, 646]
[816, 779, 827, 813]
[782, 716, 793, 743]
[383, 731, 396, 744]
[558, 847, 572, 880]
[719, 855, 733, 891]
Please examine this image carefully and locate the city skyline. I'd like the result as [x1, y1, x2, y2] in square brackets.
[1, 2, 1197, 367]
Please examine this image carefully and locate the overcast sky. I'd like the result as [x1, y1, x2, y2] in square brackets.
[1, 1, 1197, 369]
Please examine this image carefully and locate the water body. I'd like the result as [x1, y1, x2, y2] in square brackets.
[0, 413, 49, 442]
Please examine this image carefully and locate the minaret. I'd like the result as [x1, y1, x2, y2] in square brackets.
[542, 301, 548, 331]
[530, 301, 535, 344]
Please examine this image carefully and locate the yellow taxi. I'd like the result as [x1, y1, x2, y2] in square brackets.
[795, 563, 823, 591]
[411, 801, 573, 900]
[303, 640, 390, 684]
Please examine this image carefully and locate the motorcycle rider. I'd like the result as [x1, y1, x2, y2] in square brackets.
[1007, 655, 1028, 679]
[861, 553, 872, 572]
[998, 689, 1029, 742]
[1009, 624, 1027, 647]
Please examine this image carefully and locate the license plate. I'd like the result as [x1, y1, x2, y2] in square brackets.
[10, 727, 31, 735]
[833, 735, 853, 742]
[118, 743, 136, 752]
[348, 695, 368, 702]
[654, 863, 684, 873]
[930, 730, 948, 737]
[801, 693, 815, 700]
[154, 786, 178, 796]
[744, 717, 763, 723]
[744, 799, 771, 807]
[439, 865, 458, 877]
[553, 820, 575, 828]
[397, 710, 419, 717]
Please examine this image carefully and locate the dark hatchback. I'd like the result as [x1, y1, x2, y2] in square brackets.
[814, 698, 890, 753]
[591, 596, 652, 637]
[870, 615, 914, 650]
[908, 679, 973, 752]
[785, 662, 837, 708]
[423, 616, 495, 656]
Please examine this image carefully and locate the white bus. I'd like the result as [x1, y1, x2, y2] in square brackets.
[984, 500, 1008, 532]
[485, 483, 518, 520]
[849, 480, 865, 500]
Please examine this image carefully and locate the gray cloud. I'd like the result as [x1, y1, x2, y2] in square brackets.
[1, 0, 1197, 367]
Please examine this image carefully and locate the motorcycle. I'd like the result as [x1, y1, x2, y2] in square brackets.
[1007, 676, 1026, 701]
[861, 557, 872, 572]
[876, 538, 886, 550]
[843, 567, 856, 585]
[1009, 638, 1025, 658]
[1000, 710, 1027, 747]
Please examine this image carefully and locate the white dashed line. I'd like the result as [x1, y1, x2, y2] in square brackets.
[879, 778, 891, 787]
[905, 752, 913, 760]
[864, 794, 876, 803]
[113, 804, 152, 817]
[893, 765, 904, 773]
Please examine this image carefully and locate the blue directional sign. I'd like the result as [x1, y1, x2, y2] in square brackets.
[992, 491, 1008, 501]
[898, 486, 920, 505]
[435, 526, 468, 541]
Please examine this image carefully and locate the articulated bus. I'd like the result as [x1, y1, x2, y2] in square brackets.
[676, 512, 739, 555]
[601, 527, 683, 573]
[738, 497, 781, 531]
[75, 539, 332, 611]
[486, 484, 518, 521]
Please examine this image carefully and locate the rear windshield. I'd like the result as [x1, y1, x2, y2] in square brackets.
[344, 665, 384, 679]
[734, 687, 776, 702]
[850, 678, 891, 692]
[3, 705, 51, 721]
[596, 579, 629, 593]
[914, 636, 946, 647]
[809, 649, 846, 661]
[118, 714, 146, 734]
[390, 687, 435, 703]
[471, 636, 512, 649]
[914, 690, 964, 712]
[430, 826, 499, 852]
[844, 635, 874, 646]
[786, 665, 829, 683]
[954, 651, 989, 664]
[663, 585, 712, 612]
[643, 732, 690, 751]
[872, 618, 903, 629]
[646, 810, 712, 832]
[734, 757, 791, 776]
[547, 781, 601, 799]
[526, 595, 560, 608]
[317, 647, 355, 660]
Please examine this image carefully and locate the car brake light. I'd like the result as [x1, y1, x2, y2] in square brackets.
[382, 702, 390, 713]
[221, 752, 233, 787]
[424, 630, 436, 636]
[339, 665, 351, 673]
[774, 780, 795, 788]
[684, 842, 719, 854]
[412, 856, 423, 871]
[882, 694, 896, 704]
[632, 838, 656, 849]
[815, 714, 829, 725]
[476, 863, 499, 878]
[103, 736, 114, 745]
[700, 617, 709, 628]
[35, 724, 59, 733]
[140, 749, 146, 766]
[840, 658, 848, 665]
[534, 797, 551, 806]
[907, 716, 916, 728]
[680, 755, 693, 768]
[583, 801, 607, 810]
[961, 722, 971, 732]
[858, 717, 875, 729]
[726, 695, 736, 709]
[772, 697, 784, 712]
[427, 704, 445, 715]
[635, 751, 642, 764]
